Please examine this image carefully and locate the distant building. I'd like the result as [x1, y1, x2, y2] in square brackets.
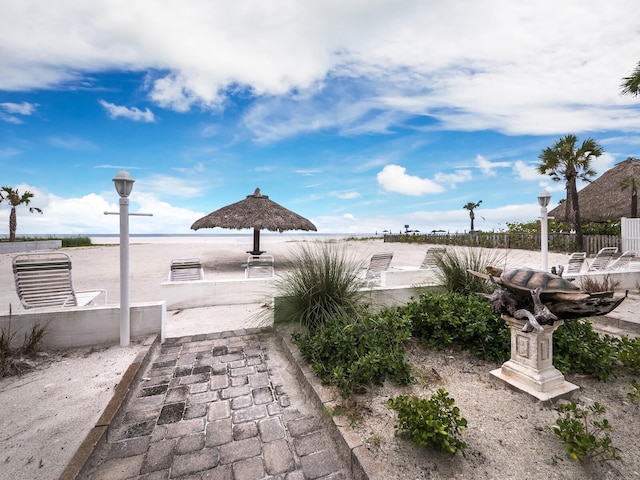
[549, 157, 640, 223]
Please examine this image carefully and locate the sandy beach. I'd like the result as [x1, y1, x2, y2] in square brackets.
[0, 236, 636, 479]
[0, 234, 573, 314]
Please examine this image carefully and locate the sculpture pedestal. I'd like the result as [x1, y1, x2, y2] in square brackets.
[490, 316, 579, 403]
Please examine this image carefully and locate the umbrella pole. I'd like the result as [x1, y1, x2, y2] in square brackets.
[249, 227, 264, 256]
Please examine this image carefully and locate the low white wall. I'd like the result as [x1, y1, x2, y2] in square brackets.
[381, 268, 438, 287]
[0, 301, 165, 349]
[161, 278, 275, 310]
[0, 240, 62, 254]
[273, 284, 435, 323]
[570, 270, 640, 291]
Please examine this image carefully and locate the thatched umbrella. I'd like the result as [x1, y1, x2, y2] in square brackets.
[549, 157, 640, 223]
[191, 188, 317, 255]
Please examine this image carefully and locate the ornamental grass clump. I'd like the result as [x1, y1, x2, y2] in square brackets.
[432, 247, 505, 295]
[275, 241, 366, 331]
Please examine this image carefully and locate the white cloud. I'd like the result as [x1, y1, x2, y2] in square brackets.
[377, 164, 444, 196]
[475, 154, 510, 176]
[0, 101, 37, 123]
[513, 160, 541, 181]
[140, 174, 209, 198]
[0, 1, 637, 139]
[99, 100, 155, 122]
[47, 136, 96, 150]
[433, 170, 472, 187]
[294, 168, 322, 176]
[0, 147, 22, 158]
[0, 101, 36, 115]
[3, 184, 205, 235]
[331, 191, 361, 200]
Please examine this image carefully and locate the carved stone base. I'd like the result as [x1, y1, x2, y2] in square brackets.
[490, 316, 579, 403]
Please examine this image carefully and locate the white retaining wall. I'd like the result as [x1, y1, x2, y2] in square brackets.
[161, 278, 276, 310]
[0, 301, 165, 349]
[0, 240, 62, 254]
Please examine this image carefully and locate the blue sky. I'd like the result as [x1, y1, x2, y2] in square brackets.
[1, 0, 639, 235]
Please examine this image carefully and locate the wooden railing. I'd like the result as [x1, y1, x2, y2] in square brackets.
[384, 233, 620, 256]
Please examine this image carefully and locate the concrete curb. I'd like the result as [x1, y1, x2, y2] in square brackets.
[58, 334, 159, 480]
[275, 328, 383, 480]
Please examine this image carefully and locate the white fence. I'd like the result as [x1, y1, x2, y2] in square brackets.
[621, 217, 640, 253]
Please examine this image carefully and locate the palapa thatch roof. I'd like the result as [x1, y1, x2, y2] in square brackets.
[191, 188, 317, 232]
[549, 157, 640, 223]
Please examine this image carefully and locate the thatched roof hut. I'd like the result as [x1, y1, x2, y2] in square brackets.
[191, 188, 317, 254]
[549, 157, 640, 222]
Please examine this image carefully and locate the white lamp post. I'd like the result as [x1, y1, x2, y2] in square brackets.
[113, 170, 135, 347]
[105, 171, 152, 347]
[538, 190, 551, 272]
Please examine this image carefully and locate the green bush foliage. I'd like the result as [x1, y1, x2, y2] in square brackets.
[548, 402, 620, 465]
[275, 241, 365, 331]
[553, 319, 620, 380]
[293, 308, 413, 397]
[400, 291, 510, 363]
[616, 336, 640, 376]
[0, 236, 92, 247]
[387, 389, 468, 456]
[61, 236, 92, 247]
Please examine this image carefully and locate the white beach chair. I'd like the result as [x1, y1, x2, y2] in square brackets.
[605, 251, 636, 271]
[587, 247, 618, 272]
[360, 251, 394, 287]
[420, 246, 446, 269]
[245, 255, 275, 278]
[565, 252, 587, 274]
[169, 258, 204, 281]
[13, 252, 107, 309]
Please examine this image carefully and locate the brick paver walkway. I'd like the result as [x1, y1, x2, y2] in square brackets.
[81, 329, 352, 479]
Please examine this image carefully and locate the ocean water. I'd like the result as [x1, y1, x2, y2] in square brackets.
[87, 232, 380, 245]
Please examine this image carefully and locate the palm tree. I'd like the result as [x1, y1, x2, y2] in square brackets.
[620, 176, 639, 218]
[537, 134, 603, 251]
[1, 186, 43, 241]
[621, 61, 640, 97]
[463, 200, 482, 232]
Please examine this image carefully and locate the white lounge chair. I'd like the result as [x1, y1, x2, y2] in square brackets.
[245, 255, 275, 278]
[13, 252, 107, 309]
[587, 247, 618, 272]
[420, 247, 446, 269]
[606, 251, 636, 270]
[565, 252, 587, 274]
[169, 258, 204, 281]
[360, 251, 394, 287]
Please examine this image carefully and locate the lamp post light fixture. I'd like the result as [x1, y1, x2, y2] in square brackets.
[113, 170, 135, 347]
[105, 170, 152, 347]
[538, 189, 551, 272]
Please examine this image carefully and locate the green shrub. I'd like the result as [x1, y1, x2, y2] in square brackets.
[275, 241, 365, 331]
[553, 319, 620, 380]
[548, 402, 620, 465]
[61, 236, 92, 247]
[432, 247, 505, 295]
[294, 308, 413, 397]
[387, 389, 468, 456]
[616, 336, 640, 375]
[400, 291, 510, 363]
